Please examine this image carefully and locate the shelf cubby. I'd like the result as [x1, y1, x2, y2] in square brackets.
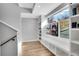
[71, 15, 79, 29]
[71, 28, 79, 42]
[71, 42, 79, 56]
[56, 47, 69, 56]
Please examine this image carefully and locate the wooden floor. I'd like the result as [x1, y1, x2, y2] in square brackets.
[22, 41, 55, 56]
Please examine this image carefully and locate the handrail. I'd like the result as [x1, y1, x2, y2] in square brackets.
[0, 35, 17, 46]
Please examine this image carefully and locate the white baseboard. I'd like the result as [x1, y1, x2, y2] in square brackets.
[22, 39, 39, 42]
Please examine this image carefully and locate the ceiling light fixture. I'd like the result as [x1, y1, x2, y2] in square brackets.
[38, 5, 40, 7]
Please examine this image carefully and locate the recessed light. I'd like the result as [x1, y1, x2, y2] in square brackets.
[38, 5, 40, 7]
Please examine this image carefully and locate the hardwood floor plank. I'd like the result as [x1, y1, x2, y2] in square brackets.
[21, 41, 55, 56]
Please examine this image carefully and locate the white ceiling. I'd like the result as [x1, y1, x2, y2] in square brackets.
[33, 3, 61, 15]
[21, 13, 39, 18]
[19, 3, 61, 18]
[19, 3, 34, 9]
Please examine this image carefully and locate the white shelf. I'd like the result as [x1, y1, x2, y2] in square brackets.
[71, 41, 79, 45]
[71, 28, 79, 31]
[71, 53, 78, 56]
[71, 14, 79, 18]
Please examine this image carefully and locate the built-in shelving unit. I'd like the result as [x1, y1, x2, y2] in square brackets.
[41, 3, 79, 56]
[70, 3, 79, 56]
[70, 16, 79, 56]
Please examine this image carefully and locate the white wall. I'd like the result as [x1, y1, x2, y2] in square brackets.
[0, 3, 21, 30]
[0, 4, 22, 55]
[0, 3, 31, 30]
[0, 22, 17, 56]
[22, 18, 39, 42]
[0, 3, 31, 41]
[0, 3, 31, 55]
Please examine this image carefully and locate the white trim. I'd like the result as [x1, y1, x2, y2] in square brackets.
[71, 41, 79, 45]
[71, 28, 79, 31]
[22, 39, 39, 42]
[17, 41, 22, 56]
[0, 20, 19, 32]
[71, 14, 79, 18]
[21, 13, 40, 19]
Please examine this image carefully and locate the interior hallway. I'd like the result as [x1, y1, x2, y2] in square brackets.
[22, 41, 55, 56]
